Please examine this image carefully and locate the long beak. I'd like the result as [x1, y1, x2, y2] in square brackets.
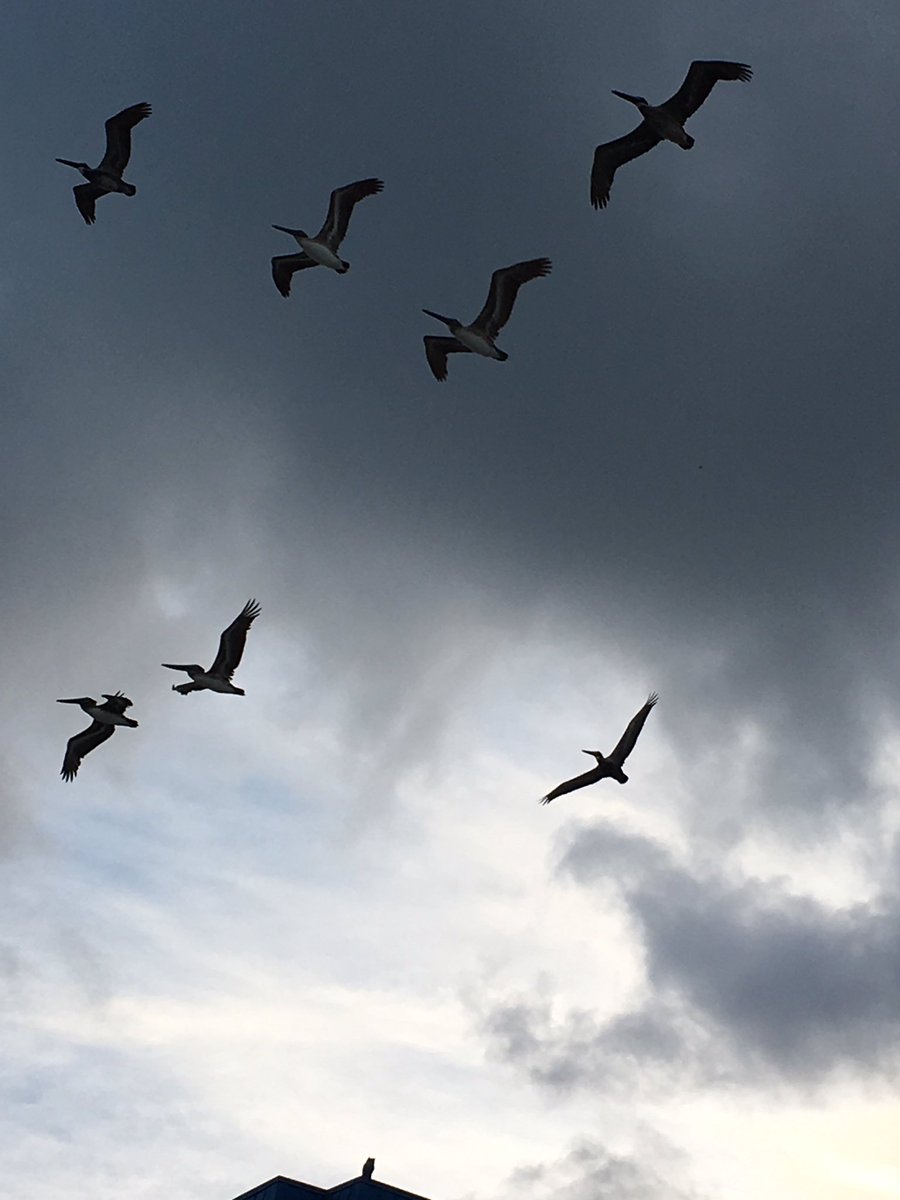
[422, 309, 454, 327]
[610, 90, 643, 105]
[272, 224, 301, 236]
[55, 158, 81, 169]
[581, 749, 601, 758]
[56, 698, 82, 704]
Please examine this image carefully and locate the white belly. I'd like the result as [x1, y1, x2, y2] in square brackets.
[300, 239, 344, 271]
[455, 327, 500, 358]
[198, 674, 241, 694]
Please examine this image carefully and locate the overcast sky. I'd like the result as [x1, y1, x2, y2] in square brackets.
[3, 2, 900, 1198]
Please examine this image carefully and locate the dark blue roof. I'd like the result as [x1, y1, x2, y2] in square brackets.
[234, 1173, 433, 1200]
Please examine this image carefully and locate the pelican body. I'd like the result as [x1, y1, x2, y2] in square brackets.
[162, 599, 260, 696]
[57, 102, 152, 225]
[591, 61, 751, 209]
[57, 692, 138, 781]
[271, 178, 383, 297]
[422, 257, 552, 381]
[540, 693, 658, 804]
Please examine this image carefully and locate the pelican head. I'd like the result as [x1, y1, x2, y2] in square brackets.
[56, 158, 89, 173]
[422, 308, 458, 329]
[611, 91, 648, 107]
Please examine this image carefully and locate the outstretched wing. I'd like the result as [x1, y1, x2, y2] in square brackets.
[73, 182, 104, 225]
[423, 336, 471, 382]
[473, 258, 552, 339]
[540, 764, 602, 805]
[590, 124, 661, 210]
[61, 720, 114, 781]
[99, 102, 152, 176]
[272, 252, 318, 297]
[210, 599, 261, 679]
[659, 61, 752, 125]
[319, 178, 384, 250]
[608, 693, 659, 767]
[100, 692, 133, 714]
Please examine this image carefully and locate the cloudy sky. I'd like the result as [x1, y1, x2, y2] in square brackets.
[3, 2, 900, 1198]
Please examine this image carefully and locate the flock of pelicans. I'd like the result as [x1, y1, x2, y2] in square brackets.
[56, 57, 752, 793]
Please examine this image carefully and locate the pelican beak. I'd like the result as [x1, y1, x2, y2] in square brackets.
[56, 698, 81, 704]
[422, 309, 454, 326]
[55, 159, 81, 169]
[610, 91, 644, 105]
[272, 225, 304, 237]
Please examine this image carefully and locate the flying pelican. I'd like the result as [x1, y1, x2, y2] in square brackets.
[271, 178, 384, 297]
[57, 692, 138, 781]
[540, 693, 658, 804]
[422, 257, 552, 381]
[590, 61, 752, 210]
[162, 600, 261, 695]
[56, 102, 152, 225]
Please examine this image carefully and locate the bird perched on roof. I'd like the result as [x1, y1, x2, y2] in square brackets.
[56, 102, 152, 225]
[541, 694, 658, 803]
[162, 600, 261, 695]
[590, 61, 751, 210]
[362, 1159, 375, 1180]
[422, 258, 552, 381]
[271, 178, 384, 297]
[57, 692, 138, 781]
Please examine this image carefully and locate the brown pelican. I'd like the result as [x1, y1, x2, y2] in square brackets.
[162, 600, 261, 695]
[56, 102, 152, 225]
[271, 178, 384, 297]
[590, 61, 752, 209]
[540, 693, 658, 804]
[422, 258, 552, 381]
[57, 692, 138, 781]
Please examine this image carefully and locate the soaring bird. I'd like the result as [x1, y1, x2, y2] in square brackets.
[540, 694, 658, 804]
[57, 692, 138, 781]
[271, 178, 384, 297]
[590, 61, 752, 210]
[422, 257, 552, 381]
[56, 102, 152, 225]
[162, 600, 261, 695]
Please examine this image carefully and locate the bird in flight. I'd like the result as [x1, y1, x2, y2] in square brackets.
[590, 60, 751, 210]
[57, 691, 138, 781]
[540, 693, 658, 803]
[162, 600, 261, 695]
[57, 102, 152, 225]
[422, 257, 552, 381]
[271, 178, 384, 297]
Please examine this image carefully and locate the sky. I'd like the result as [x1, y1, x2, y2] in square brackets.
[3, 1, 900, 1197]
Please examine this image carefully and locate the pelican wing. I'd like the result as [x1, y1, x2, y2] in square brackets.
[318, 178, 384, 250]
[209, 599, 261, 679]
[100, 692, 133, 715]
[99, 102, 152, 176]
[590, 123, 661, 209]
[73, 182, 104, 225]
[608, 693, 659, 768]
[472, 258, 552, 339]
[61, 720, 114, 781]
[659, 61, 752, 124]
[423, 336, 472, 382]
[540, 763, 603, 805]
[272, 252, 318, 297]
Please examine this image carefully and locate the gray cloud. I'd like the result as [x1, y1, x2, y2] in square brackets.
[479, 823, 900, 1094]
[504, 1135, 702, 1200]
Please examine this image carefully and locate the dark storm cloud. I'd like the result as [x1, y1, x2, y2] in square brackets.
[479, 822, 900, 1093]
[3, 0, 900, 833]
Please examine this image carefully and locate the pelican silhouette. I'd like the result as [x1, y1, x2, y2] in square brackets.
[56, 102, 152, 225]
[591, 61, 751, 209]
[540, 694, 658, 803]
